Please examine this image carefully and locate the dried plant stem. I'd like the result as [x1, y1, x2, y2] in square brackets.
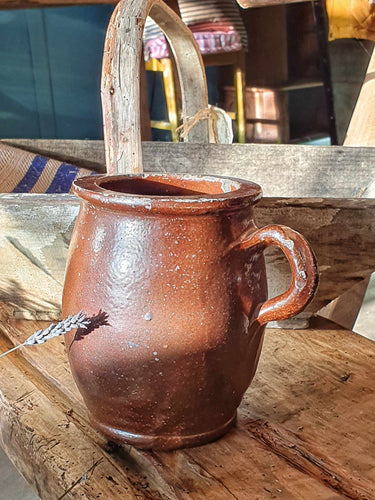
[0, 311, 90, 359]
[0, 344, 24, 358]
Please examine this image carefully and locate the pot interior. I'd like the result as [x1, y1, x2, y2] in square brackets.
[98, 175, 241, 197]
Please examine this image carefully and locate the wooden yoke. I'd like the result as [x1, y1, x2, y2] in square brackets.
[101, 0, 209, 175]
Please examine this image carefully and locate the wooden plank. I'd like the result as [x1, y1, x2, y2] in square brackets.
[256, 197, 375, 320]
[1, 309, 374, 498]
[243, 5, 288, 87]
[324, 47, 375, 329]
[3, 140, 375, 198]
[0, 194, 77, 320]
[1, 194, 374, 324]
[0, 334, 142, 497]
[0, 308, 364, 498]
[1, 140, 375, 321]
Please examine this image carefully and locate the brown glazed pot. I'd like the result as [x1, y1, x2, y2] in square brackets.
[62, 173, 318, 450]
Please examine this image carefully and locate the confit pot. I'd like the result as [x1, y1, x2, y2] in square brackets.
[62, 173, 318, 450]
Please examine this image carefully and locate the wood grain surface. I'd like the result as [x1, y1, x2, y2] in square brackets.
[0, 306, 373, 499]
[4, 139, 375, 199]
[1, 194, 374, 323]
[1, 140, 375, 321]
[2, 138, 375, 321]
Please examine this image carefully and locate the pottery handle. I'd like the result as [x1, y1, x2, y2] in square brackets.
[101, 0, 209, 175]
[235, 225, 319, 325]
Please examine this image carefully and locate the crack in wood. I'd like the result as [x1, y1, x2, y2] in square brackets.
[57, 457, 104, 500]
[245, 419, 374, 499]
[184, 452, 240, 500]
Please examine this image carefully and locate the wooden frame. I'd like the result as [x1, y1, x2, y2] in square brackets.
[0, 0, 374, 327]
[1, 139, 375, 327]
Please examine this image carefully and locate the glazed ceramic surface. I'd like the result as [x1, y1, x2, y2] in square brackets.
[62, 173, 318, 450]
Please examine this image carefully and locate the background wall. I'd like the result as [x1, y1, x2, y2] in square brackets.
[0, 6, 114, 139]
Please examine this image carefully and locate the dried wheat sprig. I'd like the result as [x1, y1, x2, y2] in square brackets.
[0, 311, 90, 359]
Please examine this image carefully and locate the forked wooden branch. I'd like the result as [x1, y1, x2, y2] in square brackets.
[101, 0, 209, 175]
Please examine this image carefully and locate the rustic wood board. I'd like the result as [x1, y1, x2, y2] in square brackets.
[4, 140, 375, 198]
[2, 140, 375, 322]
[1, 193, 374, 323]
[0, 308, 374, 498]
[0, 194, 77, 320]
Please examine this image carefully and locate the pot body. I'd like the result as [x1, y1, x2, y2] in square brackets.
[62, 174, 315, 450]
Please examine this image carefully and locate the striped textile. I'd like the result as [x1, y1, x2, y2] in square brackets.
[144, 0, 247, 60]
[0, 143, 96, 193]
[145, 28, 242, 60]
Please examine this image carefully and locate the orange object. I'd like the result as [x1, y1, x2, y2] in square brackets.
[326, 0, 375, 40]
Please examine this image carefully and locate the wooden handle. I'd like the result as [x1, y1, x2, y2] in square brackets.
[234, 225, 319, 325]
[101, 0, 209, 175]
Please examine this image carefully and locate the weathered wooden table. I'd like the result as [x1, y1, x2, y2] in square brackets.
[0, 305, 373, 499]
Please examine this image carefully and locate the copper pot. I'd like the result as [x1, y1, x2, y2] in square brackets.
[62, 173, 318, 450]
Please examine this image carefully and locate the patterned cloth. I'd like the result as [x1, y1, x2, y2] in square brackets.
[0, 143, 96, 193]
[144, 0, 247, 60]
[145, 27, 243, 60]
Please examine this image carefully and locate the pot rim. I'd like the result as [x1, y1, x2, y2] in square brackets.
[73, 173, 262, 214]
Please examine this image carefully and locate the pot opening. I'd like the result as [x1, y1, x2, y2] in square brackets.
[98, 175, 240, 197]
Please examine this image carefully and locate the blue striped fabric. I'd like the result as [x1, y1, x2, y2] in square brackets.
[12, 155, 48, 193]
[1, 143, 97, 193]
[45, 163, 80, 194]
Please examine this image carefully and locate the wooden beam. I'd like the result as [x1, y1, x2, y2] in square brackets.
[1, 140, 375, 322]
[3, 139, 375, 198]
[1, 195, 374, 322]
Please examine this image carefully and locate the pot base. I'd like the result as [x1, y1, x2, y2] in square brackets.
[89, 413, 237, 450]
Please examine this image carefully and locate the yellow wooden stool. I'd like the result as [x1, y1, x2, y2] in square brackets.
[145, 51, 246, 143]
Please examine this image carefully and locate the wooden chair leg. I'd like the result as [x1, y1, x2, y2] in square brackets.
[234, 53, 246, 143]
[145, 58, 179, 141]
[161, 58, 179, 142]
